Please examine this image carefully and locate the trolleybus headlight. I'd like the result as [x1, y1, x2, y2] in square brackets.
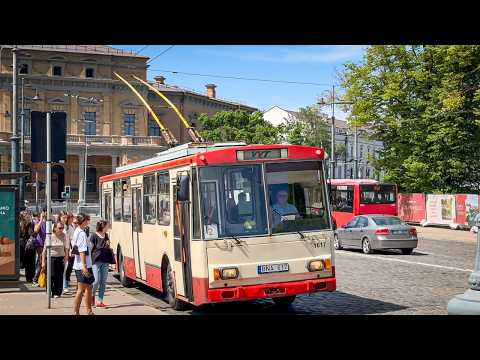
[214, 267, 239, 280]
[308, 260, 324, 272]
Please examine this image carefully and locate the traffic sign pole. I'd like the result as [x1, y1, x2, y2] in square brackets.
[46, 112, 52, 309]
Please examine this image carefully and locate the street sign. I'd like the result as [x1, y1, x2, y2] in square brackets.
[31, 111, 67, 163]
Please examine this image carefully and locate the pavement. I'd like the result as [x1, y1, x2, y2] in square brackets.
[1, 225, 477, 315]
[0, 269, 164, 315]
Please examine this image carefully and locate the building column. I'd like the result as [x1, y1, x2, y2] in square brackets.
[111, 155, 117, 173]
[78, 152, 85, 204]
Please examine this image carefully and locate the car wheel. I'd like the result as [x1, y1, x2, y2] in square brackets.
[333, 234, 342, 250]
[118, 249, 134, 288]
[362, 238, 374, 254]
[401, 248, 414, 255]
[162, 262, 188, 311]
[272, 295, 296, 308]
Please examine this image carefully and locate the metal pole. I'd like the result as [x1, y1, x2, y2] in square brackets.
[354, 124, 358, 179]
[35, 170, 39, 212]
[46, 112, 52, 309]
[19, 77, 25, 204]
[330, 85, 335, 179]
[447, 223, 480, 314]
[84, 134, 88, 205]
[344, 133, 348, 179]
[10, 47, 19, 185]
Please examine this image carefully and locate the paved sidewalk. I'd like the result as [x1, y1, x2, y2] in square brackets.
[0, 270, 164, 315]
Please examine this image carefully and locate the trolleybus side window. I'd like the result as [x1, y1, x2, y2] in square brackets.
[143, 174, 156, 224]
[122, 179, 132, 222]
[157, 172, 170, 226]
[114, 180, 122, 221]
[192, 168, 201, 239]
[331, 185, 354, 212]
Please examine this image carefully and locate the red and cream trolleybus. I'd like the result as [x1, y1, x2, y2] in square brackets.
[329, 179, 398, 228]
[99, 142, 336, 310]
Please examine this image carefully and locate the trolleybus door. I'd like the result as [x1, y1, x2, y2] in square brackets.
[132, 186, 143, 279]
[173, 172, 193, 301]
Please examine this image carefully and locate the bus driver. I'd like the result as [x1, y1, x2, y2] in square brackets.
[272, 189, 300, 227]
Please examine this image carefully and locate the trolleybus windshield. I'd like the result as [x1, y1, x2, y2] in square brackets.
[265, 161, 329, 234]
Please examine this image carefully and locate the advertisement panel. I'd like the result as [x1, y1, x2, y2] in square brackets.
[398, 193, 425, 223]
[0, 186, 19, 280]
[465, 194, 480, 227]
[425, 194, 456, 226]
[455, 195, 467, 227]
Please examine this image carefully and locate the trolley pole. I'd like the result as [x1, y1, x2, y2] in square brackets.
[46, 112, 52, 309]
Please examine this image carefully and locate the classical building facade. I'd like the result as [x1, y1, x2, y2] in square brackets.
[263, 105, 384, 180]
[0, 45, 256, 203]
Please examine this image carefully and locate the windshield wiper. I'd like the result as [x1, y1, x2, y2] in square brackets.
[227, 235, 242, 245]
[297, 230, 306, 239]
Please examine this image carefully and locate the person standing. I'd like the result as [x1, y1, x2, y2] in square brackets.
[19, 211, 36, 283]
[90, 220, 111, 308]
[32, 208, 47, 286]
[72, 213, 94, 315]
[41, 221, 68, 298]
[62, 212, 76, 294]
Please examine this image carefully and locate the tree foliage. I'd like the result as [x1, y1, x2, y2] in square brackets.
[341, 45, 480, 193]
[199, 110, 282, 144]
[285, 105, 331, 148]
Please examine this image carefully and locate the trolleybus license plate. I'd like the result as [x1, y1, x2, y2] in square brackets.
[257, 263, 289, 274]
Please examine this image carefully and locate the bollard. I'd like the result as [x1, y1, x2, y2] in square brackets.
[447, 219, 480, 314]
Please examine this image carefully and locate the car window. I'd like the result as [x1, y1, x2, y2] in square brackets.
[356, 217, 369, 228]
[372, 216, 403, 226]
[345, 217, 359, 228]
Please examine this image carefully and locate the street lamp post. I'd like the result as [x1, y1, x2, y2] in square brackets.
[447, 225, 480, 314]
[10, 47, 19, 185]
[318, 89, 353, 180]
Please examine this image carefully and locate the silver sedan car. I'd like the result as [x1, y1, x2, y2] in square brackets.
[334, 215, 418, 255]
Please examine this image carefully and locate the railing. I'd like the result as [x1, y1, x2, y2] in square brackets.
[4, 45, 139, 57]
[0, 132, 164, 147]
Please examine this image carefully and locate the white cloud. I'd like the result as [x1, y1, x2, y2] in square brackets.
[201, 45, 367, 64]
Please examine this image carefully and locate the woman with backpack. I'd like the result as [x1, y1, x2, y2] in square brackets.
[90, 220, 113, 308]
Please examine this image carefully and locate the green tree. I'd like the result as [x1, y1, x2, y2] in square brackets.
[285, 105, 330, 147]
[340, 45, 480, 193]
[199, 110, 282, 144]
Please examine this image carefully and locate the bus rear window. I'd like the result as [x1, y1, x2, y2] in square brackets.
[360, 184, 396, 204]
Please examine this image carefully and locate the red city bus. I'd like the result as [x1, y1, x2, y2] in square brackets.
[329, 179, 398, 228]
[99, 142, 336, 310]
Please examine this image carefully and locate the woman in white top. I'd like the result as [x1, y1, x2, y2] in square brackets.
[41, 221, 68, 298]
[72, 213, 94, 315]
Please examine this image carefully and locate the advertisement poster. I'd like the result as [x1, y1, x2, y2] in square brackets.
[455, 195, 467, 226]
[425, 194, 456, 226]
[398, 193, 426, 223]
[465, 194, 480, 227]
[0, 188, 18, 279]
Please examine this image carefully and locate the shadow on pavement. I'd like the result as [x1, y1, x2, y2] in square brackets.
[190, 291, 409, 315]
[342, 249, 428, 256]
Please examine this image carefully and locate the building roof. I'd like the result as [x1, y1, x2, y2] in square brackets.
[150, 81, 257, 111]
[1, 45, 148, 59]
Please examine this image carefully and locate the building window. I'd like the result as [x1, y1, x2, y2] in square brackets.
[86, 167, 97, 193]
[360, 145, 364, 158]
[85, 68, 95, 78]
[84, 112, 96, 136]
[148, 117, 160, 136]
[53, 66, 63, 76]
[19, 64, 29, 75]
[366, 167, 371, 178]
[143, 174, 156, 225]
[123, 113, 135, 136]
[157, 172, 170, 226]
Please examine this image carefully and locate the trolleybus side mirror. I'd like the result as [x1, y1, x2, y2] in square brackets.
[177, 175, 190, 202]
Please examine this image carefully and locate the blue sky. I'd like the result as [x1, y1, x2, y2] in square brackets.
[114, 45, 366, 119]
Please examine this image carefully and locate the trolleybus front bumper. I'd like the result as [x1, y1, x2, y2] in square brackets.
[207, 276, 336, 303]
